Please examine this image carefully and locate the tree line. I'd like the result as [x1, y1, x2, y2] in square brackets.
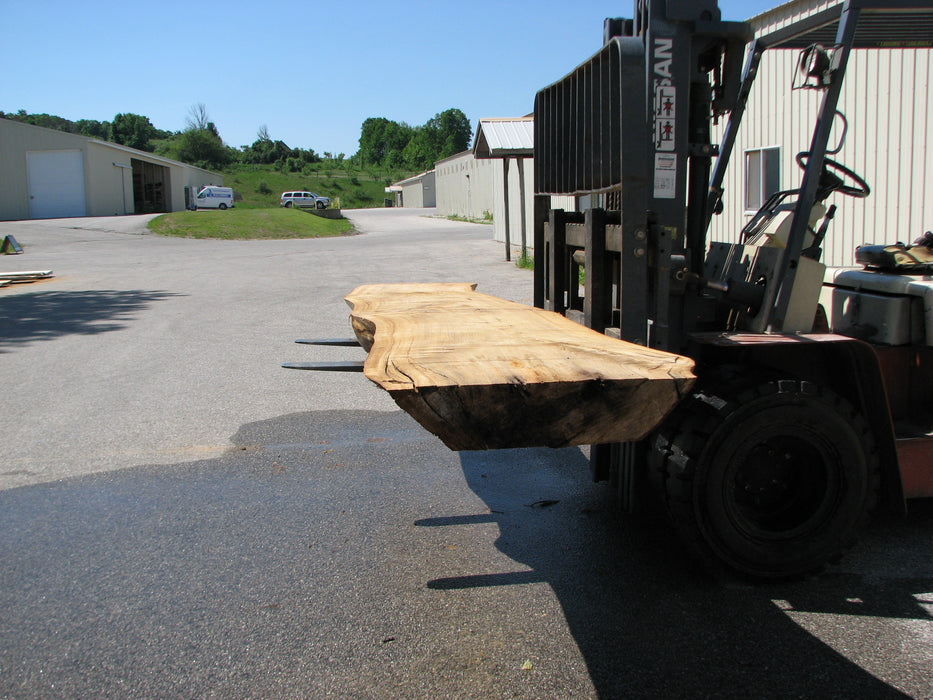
[357, 109, 471, 171]
[1, 105, 472, 174]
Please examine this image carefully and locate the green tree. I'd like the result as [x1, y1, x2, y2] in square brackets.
[358, 117, 415, 166]
[358, 117, 391, 165]
[162, 104, 232, 169]
[110, 113, 156, 151]
[358, 108, 470, 170]
[430, 108, 472, 159]
[2, 110, 77, 133]
[402, 128, 435, 171]
[238, 124, 321, 166]
[174, 122, 232, 170]
[241, 136, 292, 165]
[75, 119, 110, 139]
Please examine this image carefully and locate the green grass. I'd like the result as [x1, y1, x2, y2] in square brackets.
[516, 252, 534, 270]
[148, 207, 354, 240]
[223, 162, 414, 210]
[445, 211, 494, 224]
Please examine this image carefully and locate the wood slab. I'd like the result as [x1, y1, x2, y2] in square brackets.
[345, 283, 696, 450]
[0, 270, 53, 281]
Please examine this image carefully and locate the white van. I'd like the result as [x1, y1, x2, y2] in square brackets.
[195, 186, 234, 210]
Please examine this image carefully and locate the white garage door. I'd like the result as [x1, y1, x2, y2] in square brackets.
[26, 150, 87, 219]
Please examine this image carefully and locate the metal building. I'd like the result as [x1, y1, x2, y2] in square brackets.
[709, 0, 933, 266]
[434, 119, 574, 258]
[434, 150, 496, 221]
[0, 118, 223, 221]
[390, 170, 436, 208]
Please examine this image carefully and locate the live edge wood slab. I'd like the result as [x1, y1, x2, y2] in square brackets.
[345, 283, 696, 451]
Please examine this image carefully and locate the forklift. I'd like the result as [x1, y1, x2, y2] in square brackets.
[533, 0, 933, 578]
[290, 0, 933, 580]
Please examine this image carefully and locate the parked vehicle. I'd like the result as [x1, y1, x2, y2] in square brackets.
[280, 191, 330, 209]
[195, 186, 234, 210]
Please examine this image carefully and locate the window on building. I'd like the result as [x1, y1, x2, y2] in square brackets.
[745, 147, 781, 212]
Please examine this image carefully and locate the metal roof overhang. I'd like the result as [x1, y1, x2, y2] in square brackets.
[473, 119, 535, 159]
[759, 0, 933, 49]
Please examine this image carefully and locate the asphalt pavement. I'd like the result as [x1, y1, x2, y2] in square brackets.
[0, 209, 931, 698]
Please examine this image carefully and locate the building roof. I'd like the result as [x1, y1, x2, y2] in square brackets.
[473, 118, 534, 159]
[435, 149, 473, 166]
[0, 117, 222, 178]
[750, 0, 933, 49]
[392, 170, 434, 187]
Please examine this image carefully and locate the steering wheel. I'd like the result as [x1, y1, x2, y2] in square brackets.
[796, 152, 870, 198]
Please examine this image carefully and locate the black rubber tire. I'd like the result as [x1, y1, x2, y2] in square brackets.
[651, 378, 879, 580]
[284, 201, 293, 208]
[316, 201, 326, 209]
[218, 203, 227, 210]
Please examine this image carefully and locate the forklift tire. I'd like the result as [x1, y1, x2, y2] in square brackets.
[651, 378, 879, 580]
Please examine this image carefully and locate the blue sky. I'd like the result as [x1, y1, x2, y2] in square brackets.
[3, 0, 780, 157]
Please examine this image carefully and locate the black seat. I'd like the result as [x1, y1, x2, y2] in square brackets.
[856, 234, 933, 273]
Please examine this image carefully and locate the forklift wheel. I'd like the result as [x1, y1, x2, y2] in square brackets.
[652, 378, 879, 580]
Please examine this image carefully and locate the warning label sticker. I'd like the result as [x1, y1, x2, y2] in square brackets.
[655, 85, 676, 152]
[654, 153, 677, 199]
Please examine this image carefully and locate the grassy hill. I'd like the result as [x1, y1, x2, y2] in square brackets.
[222, 162, 414, 210]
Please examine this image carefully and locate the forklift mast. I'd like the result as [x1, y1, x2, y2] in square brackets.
[534, 0, 751, 351]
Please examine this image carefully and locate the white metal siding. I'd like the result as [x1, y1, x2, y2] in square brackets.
[710, 2, 932, 267]
[492, 157, 533, 248]
[400, 180, 425, 208]
[435, 152, 496, 219]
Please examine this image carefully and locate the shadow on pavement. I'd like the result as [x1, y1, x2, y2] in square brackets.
[421, 447, 932, 698]
[0, 409, 929, 698]
[0, 289, 181, 351]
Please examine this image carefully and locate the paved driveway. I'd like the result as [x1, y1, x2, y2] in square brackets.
[0, 209, 530, 490]
[0, 210, 931, 698]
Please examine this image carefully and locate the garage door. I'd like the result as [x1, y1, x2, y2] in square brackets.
[26, 150, 87, 219]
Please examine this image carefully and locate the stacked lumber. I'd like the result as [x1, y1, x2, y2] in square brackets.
[0, 270, 53, 287]
[345, 283, 696, 450]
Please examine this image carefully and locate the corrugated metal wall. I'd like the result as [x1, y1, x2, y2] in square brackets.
[709, 2, 932, 268]
[435, 152, 496, 219]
